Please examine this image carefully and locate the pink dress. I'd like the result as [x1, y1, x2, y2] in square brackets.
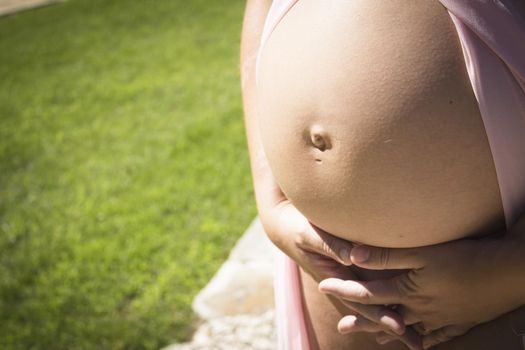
[256, 1, 525, 349]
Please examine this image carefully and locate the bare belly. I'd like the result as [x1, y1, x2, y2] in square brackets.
[257, 0, 505, 248]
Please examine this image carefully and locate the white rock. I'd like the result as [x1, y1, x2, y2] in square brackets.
[229, 218, 276, 264]
[192, 218, 276, 320]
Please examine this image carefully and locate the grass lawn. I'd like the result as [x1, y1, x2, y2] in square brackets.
[0, 0, 256, 348]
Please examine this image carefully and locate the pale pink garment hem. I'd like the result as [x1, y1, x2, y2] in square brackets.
[273, 245, 311, 350]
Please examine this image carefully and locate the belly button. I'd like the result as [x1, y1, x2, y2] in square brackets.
[310, 125, 331, 152]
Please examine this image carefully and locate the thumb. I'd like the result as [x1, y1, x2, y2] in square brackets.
[300, 223, 354, 266]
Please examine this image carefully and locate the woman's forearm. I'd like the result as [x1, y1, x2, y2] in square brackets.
[241, 0, 298, 252]
[240, 0, 278, 212]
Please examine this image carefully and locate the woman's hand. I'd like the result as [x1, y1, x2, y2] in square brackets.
[263, 199, 353, 281]
[258, 180, 426, 349]
[319, 217, 525, 349]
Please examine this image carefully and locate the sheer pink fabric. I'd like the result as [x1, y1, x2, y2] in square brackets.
[273, 247, 311, 349]
[440, 0, 525, 228]
[257, 1, 525, 348]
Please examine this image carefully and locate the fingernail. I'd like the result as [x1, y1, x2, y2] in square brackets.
[339, 248, 351, 264]
[350, 246, 370, 263]
[382, 317, 405, 335]
[318, 279, 334, 292]
[393, 324, 406, 335]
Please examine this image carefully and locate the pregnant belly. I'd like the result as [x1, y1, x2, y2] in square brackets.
[257, 0, 505, 247]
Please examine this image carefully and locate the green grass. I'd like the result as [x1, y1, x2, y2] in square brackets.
[0, 0, 256, 348]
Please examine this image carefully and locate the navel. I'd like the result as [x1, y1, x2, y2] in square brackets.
[309, 124, 331, 152]
[308, 124, 332, 163]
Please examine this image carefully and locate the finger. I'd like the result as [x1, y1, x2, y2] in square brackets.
[319, 278, 403, 305]
[350, 245, 425, 270]
[399, 327, 425, 350]
[339, 315, 423, 350]
[298, 223, 354, 266]
[341, 300, 406, 335]
[339, 314, 416, 341]
[337, 314, 386, 334]
[395, 305, 420, 326]
[422, 325, 470, 349]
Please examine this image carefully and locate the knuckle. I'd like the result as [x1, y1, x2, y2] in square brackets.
[318, 232, 344, 260]
[396, 272, 418, 298]
[378, 248, 390, 269]
[293, 231, 309, 249]
[356, 285, 371, 303]
[320, 238, 333, 256]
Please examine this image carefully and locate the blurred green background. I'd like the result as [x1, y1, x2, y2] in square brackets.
[0, 0, 256, 348]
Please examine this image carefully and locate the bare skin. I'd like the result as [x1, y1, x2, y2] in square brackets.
[257, 0, 505, 248]
[242, 0, 523, 349]
[256, 0, 520, 349]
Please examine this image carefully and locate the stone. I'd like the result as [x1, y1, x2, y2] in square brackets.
[192, 260, 274, 319]
[229, 218, 275, 264]
[161, 310, 277, 350]
[192, 217, 276, 320]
